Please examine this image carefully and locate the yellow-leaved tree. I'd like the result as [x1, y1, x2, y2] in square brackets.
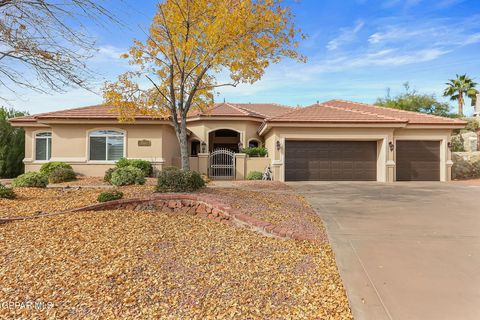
[103, 0, 304, 170]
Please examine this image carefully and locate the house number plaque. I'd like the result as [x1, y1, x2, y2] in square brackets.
[138, 139, 152, 147]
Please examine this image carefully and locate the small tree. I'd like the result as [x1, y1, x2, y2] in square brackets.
[103, 0, 304, 170]
[376, 83, 452, 117]
[443, 74, 478, 116]
[0, 107, 27, 178]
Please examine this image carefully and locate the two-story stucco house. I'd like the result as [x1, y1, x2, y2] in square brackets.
[10, 100, 466, 182]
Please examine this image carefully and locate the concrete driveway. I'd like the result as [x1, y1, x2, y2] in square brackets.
[289, 182, 480, 320]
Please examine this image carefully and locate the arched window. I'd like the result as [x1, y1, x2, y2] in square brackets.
[190, 140, 200, 157]
[35, 132, 52, 161]
[89, 130, 124, 161]
[248, 140, 260, 148]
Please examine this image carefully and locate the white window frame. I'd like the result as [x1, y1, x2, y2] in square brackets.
[88, 129, 126, 163]
[34, 132, 52, 162]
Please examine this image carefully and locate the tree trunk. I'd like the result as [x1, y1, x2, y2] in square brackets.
[178, 118, 190, 171]
[458, 91, 464, 116]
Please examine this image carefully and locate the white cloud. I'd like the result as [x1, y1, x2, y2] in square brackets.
[326, 20, 365, 51]
[95, 45, 127, 61]
[462, 33, 480, 46]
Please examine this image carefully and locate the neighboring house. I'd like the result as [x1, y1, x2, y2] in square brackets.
[10, 100, 466, 182]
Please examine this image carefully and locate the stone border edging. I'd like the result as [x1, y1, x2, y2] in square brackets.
[0, 193, 313, 241]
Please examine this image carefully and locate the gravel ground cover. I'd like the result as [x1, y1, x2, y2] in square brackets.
[203, 187, 327, 242]
[0, 210, 352, 319]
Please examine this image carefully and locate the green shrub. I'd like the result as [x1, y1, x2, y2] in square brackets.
[240, 147, 268, 157]
[104, 167, 116, 182]
[40, 162, 73, 175]
[12, 171, 48, 188]
[247, 171, 263, 180]
[0, 183, 16, 199]
[97, 190, 123, 202]
[110, 166, 145, 186]
[48, 168, 76, 184]
[156, 168, 205, 192]
[116, 158, 153, 177]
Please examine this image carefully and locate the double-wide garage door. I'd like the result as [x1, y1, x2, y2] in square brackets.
[285, 141, 377, 181]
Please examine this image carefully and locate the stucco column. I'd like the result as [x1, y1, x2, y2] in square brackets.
[197, 153, 209, 176]
[386, 138, 395, 183]
[235, 153, 247, 180]
[444, 138, 453, 182]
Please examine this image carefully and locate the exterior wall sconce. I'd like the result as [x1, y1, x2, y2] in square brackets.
[447, 141, 452, 150]
[201, 141, 207, 153]
[276, 140, 281, 150]
[238, 141, 243, 150]
[389, 141, 395, 151]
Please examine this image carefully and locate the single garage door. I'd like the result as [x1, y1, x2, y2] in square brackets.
[284, 141, 377, 181]
[396, 140, 440, 181]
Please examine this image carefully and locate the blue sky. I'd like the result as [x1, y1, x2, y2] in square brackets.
[5, 0, 480, 115]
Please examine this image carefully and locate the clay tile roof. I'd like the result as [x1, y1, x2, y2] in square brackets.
[233, 103, 293, 118]
[266, 99, 467, 126]
[267, 103, 405, 123]
[188, 102, 292, 119]
[323, 100, 467, 125]
[9, 104, 166, 122]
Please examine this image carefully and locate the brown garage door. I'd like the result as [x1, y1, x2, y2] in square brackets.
[284, 141, 377, 181]
[396, 141, 440, 181]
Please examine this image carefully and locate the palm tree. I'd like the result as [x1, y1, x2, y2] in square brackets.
[443, 74, 479, 116]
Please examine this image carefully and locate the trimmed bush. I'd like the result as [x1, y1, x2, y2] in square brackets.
[247, 171, 263, 180]
[40, 162, 73, 175]
[48, 167, 76, 184]
[104, 167, 116, 182]
[156, 167, 205, 192]
[12, 172, 48, 188]
[97, 190, 123, 203]
[240, 147, 268, 157]
[0, 183, 16, 199]
[116, 158, 153, 177]
[110, 166, 145, 186]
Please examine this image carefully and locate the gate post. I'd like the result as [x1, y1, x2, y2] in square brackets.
[235, 153, 247, 180]
[198, 153, 209, 176]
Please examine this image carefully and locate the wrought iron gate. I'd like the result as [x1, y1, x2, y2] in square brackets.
[209, 148, 235, 179]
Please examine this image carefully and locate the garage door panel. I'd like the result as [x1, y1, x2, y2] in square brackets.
[396, 141, 440, 181]
[285, 141, 377, 181]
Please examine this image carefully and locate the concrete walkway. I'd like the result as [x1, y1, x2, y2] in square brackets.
[290, 181, 480, 320]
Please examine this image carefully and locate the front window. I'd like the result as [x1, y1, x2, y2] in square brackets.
[190, 140, 200, 157]
[89, 130, 124, 161]
[35, 132, 52, 161]
[249, 140, 259, 148]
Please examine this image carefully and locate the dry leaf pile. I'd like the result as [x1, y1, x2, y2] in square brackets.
[0, 185, 156, 218]
[204, 188, 328, 242]
[0, 210, 352, 319]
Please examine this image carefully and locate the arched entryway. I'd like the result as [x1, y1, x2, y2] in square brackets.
[208, 129, 241, 152]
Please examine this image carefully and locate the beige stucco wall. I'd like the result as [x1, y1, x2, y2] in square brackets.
[24, 123, 176, 176]
[22, 119, 455, 182]
[262, 126, 455, 182]
[187, 119, 263, 151]
[246, 157, 270, 175]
